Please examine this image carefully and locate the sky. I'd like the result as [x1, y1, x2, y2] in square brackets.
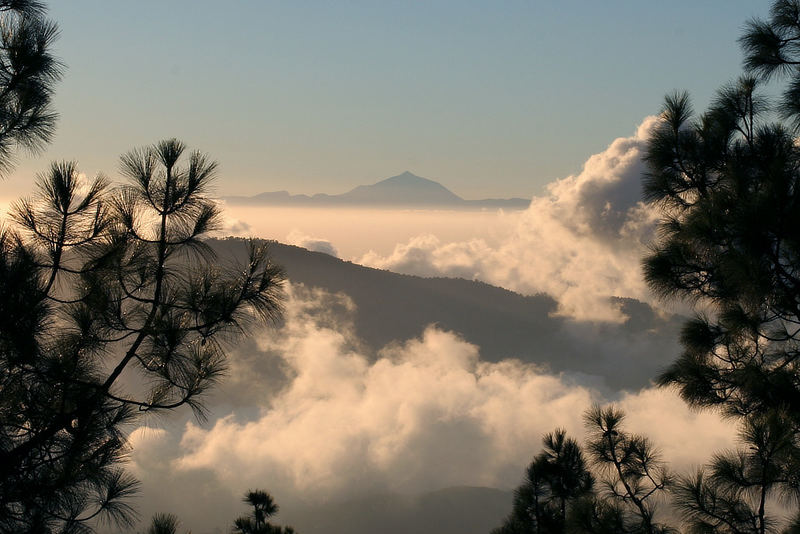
[3, 2, 790, 533]
[1, 1, 771, 201]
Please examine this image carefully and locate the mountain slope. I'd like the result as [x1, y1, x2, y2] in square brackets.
[208, 238, 681, 389]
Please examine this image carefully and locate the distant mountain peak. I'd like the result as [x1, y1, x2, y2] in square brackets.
[223, 172, 531, 209]
[397, 170, 424, 180]
[377, 171, 441, 186]
[346, 172, 462, 203]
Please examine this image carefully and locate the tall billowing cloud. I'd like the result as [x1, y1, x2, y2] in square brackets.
[172, 285, 595, 499]
[360, 118, 662, 321]
[123, 285, 733, 533]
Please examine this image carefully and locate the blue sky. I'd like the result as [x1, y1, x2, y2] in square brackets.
[4, 1, 770, 199]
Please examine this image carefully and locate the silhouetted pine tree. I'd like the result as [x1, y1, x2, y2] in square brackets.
[493, 411, 677, 534]
[234, 490, 296, 534]
[0, 140, 285, 532]
[493, 429, 593, 534]
[146, 513, 182, 534]
[0, 0, 61, 176]
[643, 1, 800, 531]
[581, 406, 673, 534]
[672, 411, 799, 533]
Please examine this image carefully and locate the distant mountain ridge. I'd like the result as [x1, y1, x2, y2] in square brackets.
[223, 171, 531, 209]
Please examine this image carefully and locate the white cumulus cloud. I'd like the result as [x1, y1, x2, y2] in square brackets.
[360, 118, 663, 322]
[131, 284, 734, 503]
[172, 285, 595, 498]
[122, 284, 735, 533]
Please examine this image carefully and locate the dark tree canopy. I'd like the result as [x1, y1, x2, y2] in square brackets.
[146, 513, 181, 534]
[644, 79, 800, 420]
[493, 411, 673, 534]
[0, 0, 61, 175]
[0, 140, 285, 532]
[581, 406, 672, 534]
[741, 0, 800, 130]
[642, 1, 800, 531]
[0, 4, 285, 533]
[234, 490, 296, 534]
[492, 428, 593, 534]
[671, 410, 799, 534]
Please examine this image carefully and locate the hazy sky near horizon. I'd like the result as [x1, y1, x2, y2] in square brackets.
[1, 1, 770, 201]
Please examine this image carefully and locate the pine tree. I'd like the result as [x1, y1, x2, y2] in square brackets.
[581, 406, 673, 534]
[234, 490, 296, 534]
[0, 141, 284, 532]
[493, 429, 593, 534]
[0, 0, 61, 176]
[643, 2, 800, 530]
[147, 513, 182, 534]
[672, 411, 800, 533]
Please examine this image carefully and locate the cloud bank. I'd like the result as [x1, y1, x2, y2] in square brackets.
[360, 118, 662, 321]
[124, 284, 733, 533]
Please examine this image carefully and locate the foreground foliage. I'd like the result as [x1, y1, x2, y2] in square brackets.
[233, 490, 296, 534]
[497, 1, 800, 532]
[493, 409, 672, 534]
[0, 140, 285, 532]
[492, 429, 593, 534]
[642, 1, 800, 531]
[0, 0, 61, 175]
[146, 513, 182, 534]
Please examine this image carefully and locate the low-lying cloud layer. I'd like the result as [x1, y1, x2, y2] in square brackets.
[360, 118, 662, 321]
[124, 284, 733, 533]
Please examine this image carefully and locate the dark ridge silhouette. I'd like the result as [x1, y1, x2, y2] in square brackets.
[222, 171, 531, 209]
[282, 486, 512, 534]
[208, 238, 682, 389]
